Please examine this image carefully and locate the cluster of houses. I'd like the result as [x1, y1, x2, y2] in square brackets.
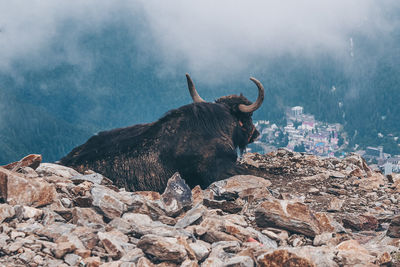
[248, 106, 400, 174]
[357, 146, 400, 175]
[249, 106, 343, 157]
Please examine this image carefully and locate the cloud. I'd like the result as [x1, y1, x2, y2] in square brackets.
[0, 0, 398, 80]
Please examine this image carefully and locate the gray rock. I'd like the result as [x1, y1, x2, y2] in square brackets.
[122, 212, 180, 237]
[188, 240, 210, 261]
[36, 163, 80, 179]
[119, 248, 145, 263]
[161, 172, 193, 217]
[223, 256, 254, 267]
[64, 253, 82, 266]
[98, 231, 129, 260]
[175, 203, 206, 228]
[71, 172, 112, 185]
[137, 234, 187, 263]
[91, 185, 126, 219]
[0, 203, 15, 223]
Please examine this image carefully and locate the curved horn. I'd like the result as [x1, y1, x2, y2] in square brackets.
[238, 77, 265, 113]
[186, 73, 205, 103]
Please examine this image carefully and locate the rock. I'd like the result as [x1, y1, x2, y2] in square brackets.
[119, 248, 145, 262]
[98, 231, 129, 260]
[387, 215, 400, 238]
[71, 172, 112, 185]
[64, 253, 82, 266]
[37, 222, 76, 240]
[91, 185, 126, 219]
[257, 249, 315, 267]
[203, 198, 243, 213]
[224, 256, 254, 267]
[208, 175, 272, 201]
[2, 154, 42, 171]
[121, 212, 180, 237]
[255, 199, 321, 237]
[203, 230, 240, 243]
[75, 248, 92, 258]
[189, 240, 210, 261]
[357, 172, 385, 190]
[14, 205, 43, 220]
[36, 163, 80, 179]
[327, 197, 344, 212]
[72, 207, 104, 226]
[0, 167, 57, 207]
[83, 256, 102, 267]
[161, 172, 193, 217]
[341, 214, 379, 231]
[137, 234, 187, 263]
[288, 246, 338, 267]
[19, 247, 35, 263]
[191, 185, 203, 205]
[175, 203, 206, 228]
[56, 234, 86, 251]
[313, 232, 333, 246]
[72, 226, 99, 250]
[335, 239, 375, 266]
[54, 241, 77, 259]
[0, 203, 15, 223]
[314, 213, 346, 233]
[288, 234, 308, 247]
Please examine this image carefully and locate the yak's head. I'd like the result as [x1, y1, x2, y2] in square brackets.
[185, 74, 264, 152]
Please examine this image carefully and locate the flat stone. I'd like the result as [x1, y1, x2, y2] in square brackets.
[0, 167, 57, 207]
[121, 212, 180, 237]
[64, 253, 82, 266]
[91, 185, 126, 219]
[98, 231, 129, 260]
[224, 256, 254, 267]
[83, 256, 101, 267]
[0, 203, 15, 223]
[2, 154, 42, 171]
[14, 205, 43, 220]
[189, 240, 210, 261]
[37, 222, 76, 240]
[327, 197, 345, 212]
[335, 239, 375, 266]
[72, 207, 104, 226]
[208, 175, 272, 201]
[119, 248, 145, 262]
[341, 214, 379, 231]
[387, 215, 400, 238]
[36, 163, 80, 179]
[257, 249, 315, 267]
[137, 234, 187, 263]
[54, 241, 77, 259]
[255, 199, 321, 237]
[70, 172, 111, 185]
[175, 203, 206, 228]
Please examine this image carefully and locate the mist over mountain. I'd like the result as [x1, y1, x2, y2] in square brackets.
[1, 1, 400, 164]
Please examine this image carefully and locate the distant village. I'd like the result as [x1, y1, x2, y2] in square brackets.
[248, 106, 400, 175]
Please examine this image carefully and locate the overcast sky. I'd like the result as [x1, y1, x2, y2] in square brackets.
[0, 0, 398, 79]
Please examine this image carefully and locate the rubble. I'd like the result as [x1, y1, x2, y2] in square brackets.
[0, 150, 399, 266]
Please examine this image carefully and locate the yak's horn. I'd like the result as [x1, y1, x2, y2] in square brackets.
[238, 77, 265, 113]
[186, 73, 205, 103]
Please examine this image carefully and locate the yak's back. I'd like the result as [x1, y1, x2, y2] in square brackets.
[60, 122, 155, 166]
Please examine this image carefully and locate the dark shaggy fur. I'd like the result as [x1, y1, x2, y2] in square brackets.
[60, 95, 260, 192]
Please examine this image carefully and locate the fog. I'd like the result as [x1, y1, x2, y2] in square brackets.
[0, 0, 398, 81]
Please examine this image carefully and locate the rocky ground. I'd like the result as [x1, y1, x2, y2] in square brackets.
[0, 150, 399, 266]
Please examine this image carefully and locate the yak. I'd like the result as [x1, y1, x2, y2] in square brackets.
[60, 74, 265, 192]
